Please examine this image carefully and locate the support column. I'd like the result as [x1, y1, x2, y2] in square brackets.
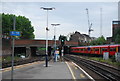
[26, 47, 31, 58]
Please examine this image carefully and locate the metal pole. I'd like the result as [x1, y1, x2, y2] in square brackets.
[55, 26, 56, 50]
[11, 16, 16, 81]
[53, 26, 55, 53]
[41, 7, 55, 66]
[45, 10, 48, 67]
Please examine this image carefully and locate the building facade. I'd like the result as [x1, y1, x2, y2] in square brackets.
[69, 31, 93, 43]
[112, 21, 120, 37]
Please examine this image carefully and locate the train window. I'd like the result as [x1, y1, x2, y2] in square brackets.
[110, 48, 116, 51]
[71, 49, 74, 51]
[95, 48, 99, 51]
[84, 49, 87, 51]
[83, 48, 86, 51]
[81, 49, 83, 51]
[102, 48, 108, 51]
[83, 49, 85, 51]
[79, 49, 82, 51]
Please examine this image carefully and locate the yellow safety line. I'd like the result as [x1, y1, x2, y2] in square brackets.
[65, 62, 76, 80]
[71, 63, 78, 70]
[72, 62, 95, 81]
[80, 73, 85, 78]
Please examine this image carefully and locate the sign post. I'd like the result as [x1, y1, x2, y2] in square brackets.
[10, 16, 20, 81]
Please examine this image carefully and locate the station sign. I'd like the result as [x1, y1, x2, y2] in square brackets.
[10, 31, 21, 36]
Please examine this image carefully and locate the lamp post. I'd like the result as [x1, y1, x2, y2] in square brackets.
[51, 24, 60, 50]
[41, 7, 55, 67]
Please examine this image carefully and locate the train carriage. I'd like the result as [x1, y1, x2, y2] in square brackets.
[109, 45, 120, 56]
[70, 44, 120, 56]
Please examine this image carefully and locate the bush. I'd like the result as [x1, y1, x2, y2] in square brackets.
[111, 55, 116, 62]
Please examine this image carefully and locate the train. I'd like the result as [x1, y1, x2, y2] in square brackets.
[70, 44, 120, 56]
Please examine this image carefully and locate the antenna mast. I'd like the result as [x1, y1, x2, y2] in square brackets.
[100, 8, 102, 36]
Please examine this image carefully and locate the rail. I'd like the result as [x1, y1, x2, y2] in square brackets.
[64, 54, 120, 81]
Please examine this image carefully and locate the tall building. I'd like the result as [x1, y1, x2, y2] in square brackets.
[112, 21, 120, 37]
[107, 2, 120, 43]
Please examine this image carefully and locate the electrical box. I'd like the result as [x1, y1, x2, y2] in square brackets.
[115, 52, 120, 62]
[103, 52, 109, 60]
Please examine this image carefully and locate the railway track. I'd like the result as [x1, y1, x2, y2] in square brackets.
[64, 54, 120, 81]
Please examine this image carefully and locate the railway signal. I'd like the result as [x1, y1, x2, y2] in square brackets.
[61, 38, 65, 46]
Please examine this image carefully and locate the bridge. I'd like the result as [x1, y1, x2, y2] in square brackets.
[14, 40, 78, 47]
[2, 39, 78, 58]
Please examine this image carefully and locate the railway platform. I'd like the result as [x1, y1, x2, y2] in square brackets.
[2, 59, 94, 81]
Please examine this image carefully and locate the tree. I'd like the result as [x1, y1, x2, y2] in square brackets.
[90, 35, 106, 45]
[59, 35, 67, 41]
[2, 13, 35, 39]
[97, 35, 106, 45]
[59, 35, 67, 46]
[90, 40, 97, 45]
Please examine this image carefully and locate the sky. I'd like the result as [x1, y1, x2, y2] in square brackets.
[1, 1, 119, 40]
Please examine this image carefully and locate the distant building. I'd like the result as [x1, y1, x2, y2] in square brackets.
[106, 37, 112, 44]
[112, 21, 120, 37]
[106, 21, 120, 43]
[69, 31, 93, 43]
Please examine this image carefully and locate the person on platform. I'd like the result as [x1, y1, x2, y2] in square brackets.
[54, 49, 60, 62]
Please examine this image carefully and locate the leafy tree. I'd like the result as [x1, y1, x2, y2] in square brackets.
[2, 13, 35, 39]
[59, 35, 67, 41]
[90, 35, 106, 45]
[97, 35, 106, 45]
[90, 40, 97, 45]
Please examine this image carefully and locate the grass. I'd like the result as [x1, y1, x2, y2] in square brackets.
[89, 57, 120, 67]
[2, 53, 26, 62]
[2, 56, 22, 62]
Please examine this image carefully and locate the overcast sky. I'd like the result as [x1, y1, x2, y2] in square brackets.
[1, 1, 118, 40]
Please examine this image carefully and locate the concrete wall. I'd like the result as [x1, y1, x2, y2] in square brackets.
[2, 39, 12, 56]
